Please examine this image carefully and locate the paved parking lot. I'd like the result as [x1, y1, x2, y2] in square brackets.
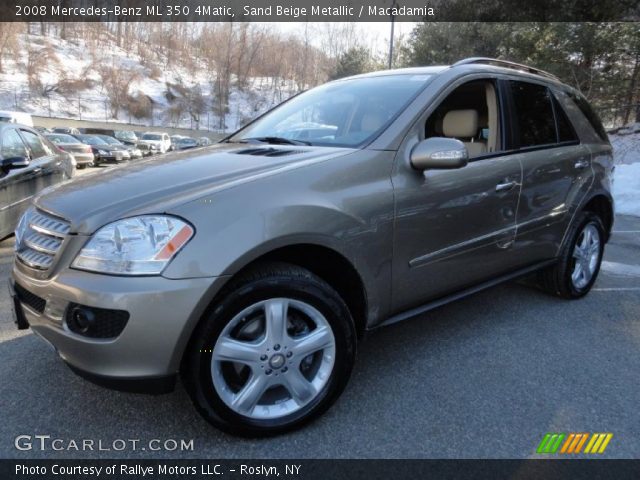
[1, 185, 638, 458]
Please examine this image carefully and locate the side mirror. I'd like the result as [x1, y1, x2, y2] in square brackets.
[410, 137, 469, 171]
[1, 156, 30, 171]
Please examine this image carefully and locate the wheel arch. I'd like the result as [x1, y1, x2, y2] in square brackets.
[581, 193, 614, 241]
[177, 241, 369, 373]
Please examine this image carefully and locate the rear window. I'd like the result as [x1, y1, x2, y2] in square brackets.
[570, 92, 608, 142]
[509, 81, 556, 148]
[552, 96, 578, 143]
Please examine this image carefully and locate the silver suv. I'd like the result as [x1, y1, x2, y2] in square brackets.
[10, 58, 614, 436]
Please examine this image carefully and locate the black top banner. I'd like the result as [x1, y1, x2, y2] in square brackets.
[3, 0, 640, 22]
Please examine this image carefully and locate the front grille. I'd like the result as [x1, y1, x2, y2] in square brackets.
[14, 283, 46, 313]
[16, 209, 70, 271]
[65, 304, 130, 339]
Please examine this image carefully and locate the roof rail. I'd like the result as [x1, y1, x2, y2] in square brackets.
[452, 57, 560, 81]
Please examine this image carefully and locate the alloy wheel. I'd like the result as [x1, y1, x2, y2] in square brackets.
[210, 298, 336, 420]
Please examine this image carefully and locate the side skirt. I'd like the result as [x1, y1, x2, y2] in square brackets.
[373, 259, 557, 330]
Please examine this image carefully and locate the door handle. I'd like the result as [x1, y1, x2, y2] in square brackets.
[32, 167, 42, 174]
[495, 181, 517, 192]
[574, 159, 590, 169]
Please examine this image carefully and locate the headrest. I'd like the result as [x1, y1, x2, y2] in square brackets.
[442, 109, 479, 138]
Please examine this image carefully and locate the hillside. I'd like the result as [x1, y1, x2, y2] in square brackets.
[0, 32, 299, 132]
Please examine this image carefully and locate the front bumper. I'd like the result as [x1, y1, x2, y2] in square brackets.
[10, 265, 224, 392]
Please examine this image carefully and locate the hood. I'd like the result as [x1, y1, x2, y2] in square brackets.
[35, 143, 352, 234]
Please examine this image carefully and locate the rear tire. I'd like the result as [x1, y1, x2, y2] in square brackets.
[183, 262, 357, 437]
[538, 211, 605, 299]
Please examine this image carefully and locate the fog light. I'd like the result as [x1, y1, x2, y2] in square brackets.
[70, 307, 95, 334]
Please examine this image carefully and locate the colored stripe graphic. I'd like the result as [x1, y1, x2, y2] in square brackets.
[537, 433, 565, 453]
[539, 433, 613, 454]
[561, 433, 588, 453]
[584, 433, 613, 454]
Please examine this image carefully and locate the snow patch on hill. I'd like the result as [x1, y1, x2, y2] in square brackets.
[0, 33, 297, 132]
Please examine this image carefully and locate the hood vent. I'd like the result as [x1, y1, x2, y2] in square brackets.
[233, 147, 303, 157]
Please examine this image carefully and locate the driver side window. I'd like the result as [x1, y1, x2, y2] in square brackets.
[425, 79, 502, 159]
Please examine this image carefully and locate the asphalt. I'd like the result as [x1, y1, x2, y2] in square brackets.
[0, 185, 638, 458]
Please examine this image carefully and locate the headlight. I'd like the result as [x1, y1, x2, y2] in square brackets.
[98, 149, 108, 155]
[71, 216, 194, 275]
[151, 144, 157, 149]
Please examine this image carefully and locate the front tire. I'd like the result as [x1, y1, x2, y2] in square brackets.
[183, 262, 357, 436]
[538, 211, 605, 299]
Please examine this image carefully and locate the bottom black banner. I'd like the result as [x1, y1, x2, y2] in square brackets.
[2, 459, 640, 480]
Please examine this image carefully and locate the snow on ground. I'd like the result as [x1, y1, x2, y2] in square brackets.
[610, 130, 640, 217]
[0, 33, 298, 132]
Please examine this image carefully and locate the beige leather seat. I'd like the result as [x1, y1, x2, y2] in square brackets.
[442, 109, 486, 157]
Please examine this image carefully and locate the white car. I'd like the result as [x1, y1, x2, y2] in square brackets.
[136, 132, 171, 155]
[0, 111, 34, 127]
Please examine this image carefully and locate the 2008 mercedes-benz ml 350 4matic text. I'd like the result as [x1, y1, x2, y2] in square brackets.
[10, 58, 614, 436]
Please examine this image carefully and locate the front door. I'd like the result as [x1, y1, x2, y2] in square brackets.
[391, 78, 523, 313]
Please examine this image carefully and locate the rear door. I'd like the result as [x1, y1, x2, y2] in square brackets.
[506, 80, 593, 265]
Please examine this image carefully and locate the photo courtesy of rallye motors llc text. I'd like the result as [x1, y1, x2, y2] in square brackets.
[15, 463, 301, 476]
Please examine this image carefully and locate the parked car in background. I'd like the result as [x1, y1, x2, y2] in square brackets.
[198, 137, 212, 146]
[0, 123, 70, 239]
[82, 129, 140, 150]
[0, 111, 34, 127]
[175, 137, 199, 150]
[137, 132, 171, 155]
[73, 134, 129, 164]
[114, 130, 139, 145]
[52, 127, 81, 135]
[170, 135, 185, 151]
[34, 126, 51, 134]
[92, 134, 142, 160]
[45, 133, 94, 169]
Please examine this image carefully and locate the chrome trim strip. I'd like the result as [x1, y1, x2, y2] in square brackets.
[23, 237, 59, 255]
[0, 195, 33, 212]
[29, 223, 67, 238]
[409, 224, 517, 268]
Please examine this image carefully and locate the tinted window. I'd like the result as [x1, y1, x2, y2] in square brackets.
[20, 130, 48, 159]
[1, 129, 28, 159]
[553, 97, 578, 143]
[510, 81, 556, 148]
[570, 92, 608, 142]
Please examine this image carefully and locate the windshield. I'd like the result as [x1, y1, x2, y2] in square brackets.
[230, 74, 431, 147]
[76, 135, 106, 145]
[142, 133, 162, 140]
[99, 135, 122, 145]
[116, 131, 137, 141]
[46, 134, 79, 144]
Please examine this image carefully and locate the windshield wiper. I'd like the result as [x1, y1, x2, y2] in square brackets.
[237, 136, 312, 146]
